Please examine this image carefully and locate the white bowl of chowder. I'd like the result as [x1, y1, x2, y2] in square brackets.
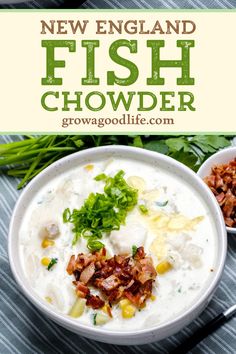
[8, 146, 227, 345]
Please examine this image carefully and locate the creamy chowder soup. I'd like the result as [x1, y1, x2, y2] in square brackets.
[19, 157, 217, 330]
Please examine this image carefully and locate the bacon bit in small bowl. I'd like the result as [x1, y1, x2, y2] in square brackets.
[204, 158, 236, 228]
[67, 247, 157, 315]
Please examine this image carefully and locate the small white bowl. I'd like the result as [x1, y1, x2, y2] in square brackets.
[198, 146, 236, 234]
[8, 146, 227, 345]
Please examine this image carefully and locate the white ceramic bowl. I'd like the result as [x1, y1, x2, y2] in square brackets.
[8, 146, 227, 345]
[198, 146, 236, 235]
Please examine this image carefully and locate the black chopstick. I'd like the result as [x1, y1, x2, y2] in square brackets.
[170, 304, 236, 354]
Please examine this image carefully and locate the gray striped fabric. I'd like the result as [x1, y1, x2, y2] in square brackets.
[1, 135, 236, 354]
[0, 2, 236, 353]
[0, 0, 235, 8]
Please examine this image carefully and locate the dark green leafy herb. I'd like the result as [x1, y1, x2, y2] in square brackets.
[93, 313, 97, 325]
[0, 135, 231, 189]
[63, 170, 138, 249]
[156, 200, 168, 207]
[144, 140, 169, 154]
[133, 136, 143, 148]
[132, 245, 138, 257]
[170, 150, 198, 171]
[166, 136, 230, 171]
[47, 258, 58, 271]
[139, 205, 149, 214]
[166, 137, 190, 152]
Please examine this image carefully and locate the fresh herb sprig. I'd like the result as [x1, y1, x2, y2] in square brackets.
[0, 136, 84, 189]
[0, 135, 231, 189]
[142, 135, 231, 171]
[63, 170, 138, 251]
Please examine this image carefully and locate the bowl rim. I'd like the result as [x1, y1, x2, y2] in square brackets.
[8, 145, 227, 338]
[197, 146, 236, 234]
[198, 146, 236, 173]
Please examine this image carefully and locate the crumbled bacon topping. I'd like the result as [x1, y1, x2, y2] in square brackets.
[67, 247, 157, 310]
[204, 158, 236, 227]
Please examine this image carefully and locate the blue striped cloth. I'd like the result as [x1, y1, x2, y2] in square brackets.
[0, 1, 236, 353]
[1, 134, 236, 354]
[0, 0, 235, 8]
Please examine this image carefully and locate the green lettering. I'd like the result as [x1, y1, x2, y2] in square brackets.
[82, 40, 100, 85]
[178, 91, 196, 111]
[41, 40, 76, 85]
[147, 40, 195, 86]
[137, 92, 157, 111]
[107, 40, 139, 86]
[85, 91, 106, 111]
[62, 91, 82, 111]
[41, 91, 59, 111]
[160, 91, 175, 111]
[107, 91, 135, 110]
